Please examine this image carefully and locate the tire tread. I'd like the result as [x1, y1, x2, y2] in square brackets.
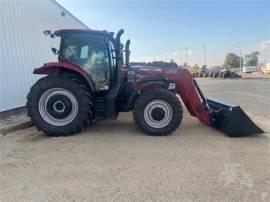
[133, 89, 183, 136]
[27, 74, 94, 136]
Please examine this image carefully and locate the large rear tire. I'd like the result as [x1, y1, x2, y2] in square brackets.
[27, 75, 94, 136]
[133, 89, 183, 136]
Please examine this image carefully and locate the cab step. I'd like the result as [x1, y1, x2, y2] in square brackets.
[95, 97, 106, 121]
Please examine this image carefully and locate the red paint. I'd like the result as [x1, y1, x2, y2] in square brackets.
[33, 62, 88, 76]
[128, 66, 211, 125]
[34, 61, 211, 125]
[172, 69, 211, 124]
[138, 82, 165, 90]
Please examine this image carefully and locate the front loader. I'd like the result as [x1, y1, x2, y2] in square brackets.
[27, 29, 263, 137]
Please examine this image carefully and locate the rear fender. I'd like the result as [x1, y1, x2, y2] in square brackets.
[34, 62, 95, 92]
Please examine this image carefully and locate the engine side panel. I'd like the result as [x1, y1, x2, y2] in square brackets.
[123, 66, 211, 124]
[119, 66, 177, 111]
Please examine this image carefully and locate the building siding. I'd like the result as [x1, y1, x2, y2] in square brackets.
[0, 0, 88, 112]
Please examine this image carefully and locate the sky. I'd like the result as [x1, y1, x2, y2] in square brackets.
[57, 0, 270, 66]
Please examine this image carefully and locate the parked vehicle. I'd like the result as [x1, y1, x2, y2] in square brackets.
[262, 64, 270, 74]
[27, 29, 262, 137]
[193, 69, 241, 79]
[243, 66, 257, 73]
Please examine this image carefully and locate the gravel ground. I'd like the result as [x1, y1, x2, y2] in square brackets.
[1, 79, 270, 202]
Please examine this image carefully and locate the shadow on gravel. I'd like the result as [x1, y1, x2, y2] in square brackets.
[83, 120, 145, 137]
[16, 116, 269, 143]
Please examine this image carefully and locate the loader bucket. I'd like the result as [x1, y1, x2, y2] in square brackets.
[206, 98, 264, 137]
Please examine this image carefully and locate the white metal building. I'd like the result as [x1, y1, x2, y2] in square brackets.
[0, 0, 88, 113]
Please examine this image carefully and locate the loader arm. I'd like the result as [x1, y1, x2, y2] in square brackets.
[172, 69, 211, 124]
[170, 68, 263, 137]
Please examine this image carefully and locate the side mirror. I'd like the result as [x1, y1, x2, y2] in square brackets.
[43, 30, 54, 38]
[43, 30, 51, 36]
[51, 48, 58, 55]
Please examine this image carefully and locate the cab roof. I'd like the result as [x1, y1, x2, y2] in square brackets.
[54, 29, 114, 37]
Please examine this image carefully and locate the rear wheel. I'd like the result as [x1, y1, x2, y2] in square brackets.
[133, 89, 183, 136]
[27, 75, 94, 136]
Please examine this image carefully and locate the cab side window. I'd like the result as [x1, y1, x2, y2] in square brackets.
[80, 46, 89, 59]
[82, 36, 110, 91]
[61, 34, 110, 91]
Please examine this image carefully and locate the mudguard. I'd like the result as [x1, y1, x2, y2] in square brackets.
[33, 62, 95, 92]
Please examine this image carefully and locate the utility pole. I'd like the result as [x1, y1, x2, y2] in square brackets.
[185, 47, 188, 65]
[203, 43, 206, 65]
[239, 47, 242, 72]
[263, 46, 266, 64]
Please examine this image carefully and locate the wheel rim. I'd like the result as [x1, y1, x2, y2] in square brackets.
[38, 88, 78, 126]
[144, 99, 173, 128]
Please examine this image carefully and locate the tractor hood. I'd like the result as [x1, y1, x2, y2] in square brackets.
[128, 65, 179, 81]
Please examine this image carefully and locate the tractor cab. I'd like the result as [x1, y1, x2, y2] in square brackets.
[44, 29, 129, 92]
[59, 31, 112, 91]
[39, 29, 130, 121]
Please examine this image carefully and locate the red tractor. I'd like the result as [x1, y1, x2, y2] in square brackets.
[27, 29, 263, 137]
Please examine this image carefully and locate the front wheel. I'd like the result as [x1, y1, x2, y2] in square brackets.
[133, 89, 183, 136]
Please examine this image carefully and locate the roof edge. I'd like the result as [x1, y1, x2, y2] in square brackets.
[50, 0, 89, 29]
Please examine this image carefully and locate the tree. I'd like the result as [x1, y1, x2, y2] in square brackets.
[170, 59, 175, 64]
[224, 53, 243, 68]
[130, 61, 178, 68]
[245, 51, 260, 66]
